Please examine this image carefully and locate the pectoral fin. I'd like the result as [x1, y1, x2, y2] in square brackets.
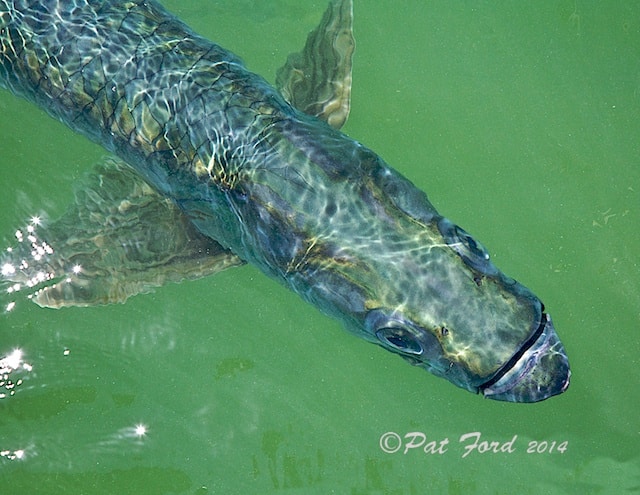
[2, 158, 243, 308]
[276, 0, 354, 129]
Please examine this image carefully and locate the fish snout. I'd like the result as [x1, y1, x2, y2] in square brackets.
[480, 314, 570, 402]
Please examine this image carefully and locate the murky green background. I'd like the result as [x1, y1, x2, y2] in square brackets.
[1, 1, 638, 493]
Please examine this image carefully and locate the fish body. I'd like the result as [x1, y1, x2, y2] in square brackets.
[0, 0, 570, 401]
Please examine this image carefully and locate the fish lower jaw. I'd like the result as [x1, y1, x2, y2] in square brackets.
[480, 315, 570, 403]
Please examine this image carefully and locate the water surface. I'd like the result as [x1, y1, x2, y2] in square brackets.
[1, 1, 638, 493]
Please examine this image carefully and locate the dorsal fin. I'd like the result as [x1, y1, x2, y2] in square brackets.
[276, 0, 354, 129]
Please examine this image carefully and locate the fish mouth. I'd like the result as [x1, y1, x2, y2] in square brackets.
[480, 313, 570, 402]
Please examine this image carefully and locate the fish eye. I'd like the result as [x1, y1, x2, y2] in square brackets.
[455, 226, 489, 262]
[376, 327, 423, 355]
[437, 218, 498, 276]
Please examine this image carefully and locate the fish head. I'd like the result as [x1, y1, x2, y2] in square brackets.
[357, 196, 570, 402]
[353, 215, 571, 402]
[288, 147, 570, 403]
[358, 218, 571, 403]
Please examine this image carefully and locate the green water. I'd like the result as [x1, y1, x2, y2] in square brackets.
[0, 1, 638, 493]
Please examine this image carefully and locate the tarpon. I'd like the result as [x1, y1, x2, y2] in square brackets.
[0, 0, 570, 401]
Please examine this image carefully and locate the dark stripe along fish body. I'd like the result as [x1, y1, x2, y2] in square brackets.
[0, 0, 570, 402]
